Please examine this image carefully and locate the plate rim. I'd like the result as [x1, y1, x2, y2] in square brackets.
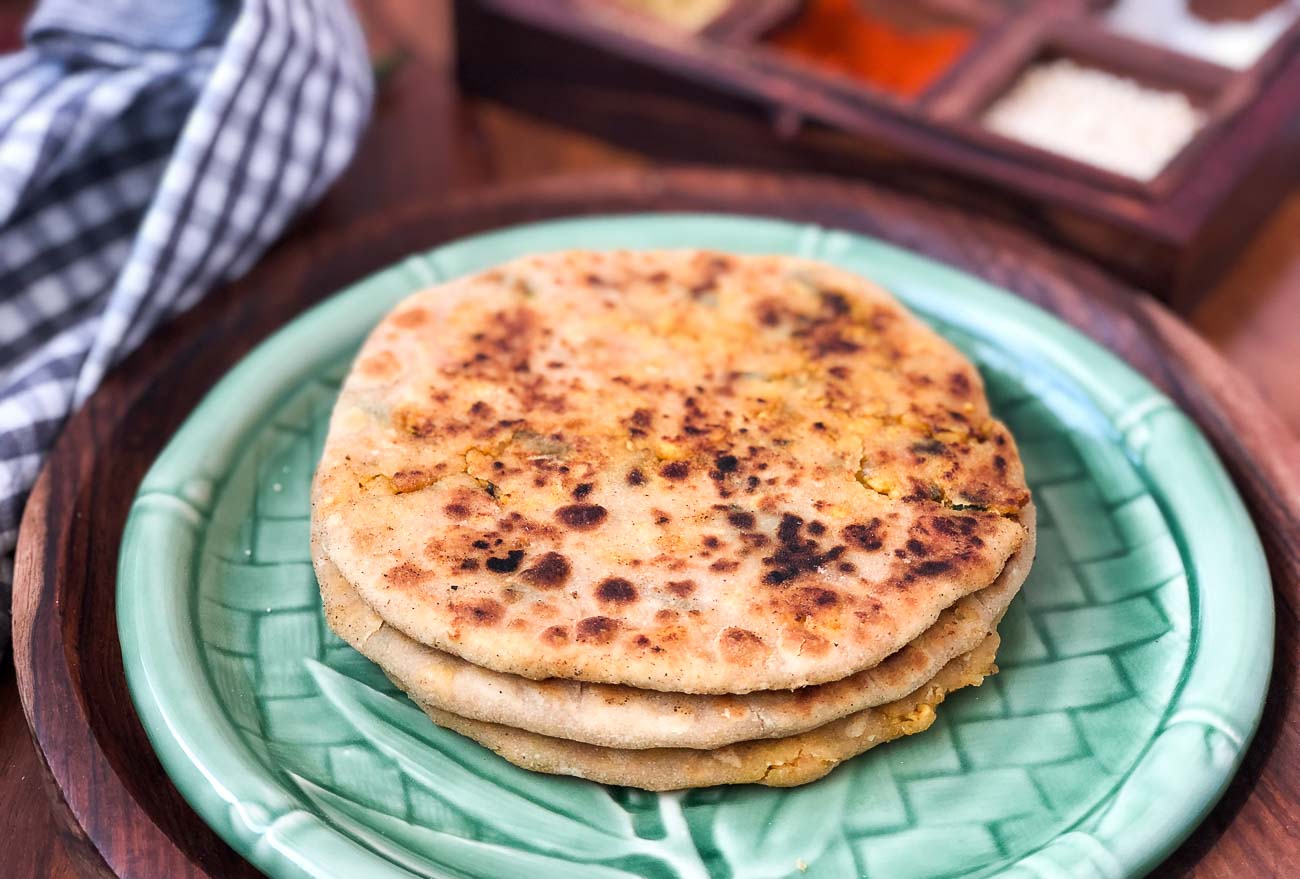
[117, 213, 1274, 879]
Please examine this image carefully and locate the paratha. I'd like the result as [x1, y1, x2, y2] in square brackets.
[312, 504, 1032, 749]
[400, 634, 1000, 790]
[313, 251, 1031, 693]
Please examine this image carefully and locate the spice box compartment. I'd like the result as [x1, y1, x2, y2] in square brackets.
[455, 0, 1300, 306]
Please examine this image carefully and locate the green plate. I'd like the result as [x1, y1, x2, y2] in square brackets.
[118, 215, 1273, 879]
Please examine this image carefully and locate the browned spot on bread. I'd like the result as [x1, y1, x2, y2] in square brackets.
[795, 586, 840, 609]
[453, 599, 504, 626]
[540, 625, 569, 645]
[384, 563, 431, 587]
[727, 510, 756, 530]
[655, 609, 679, 622]
[665, 580, 696, 597]
[458, 558, 479, 571]
[702, 535, 721, 550]
[391, 308, 429, 328]
[359, 351, 399, 378]
[626, 468, 646, 486]
[576, 616, 621, 644]
[710, 558, 739, 572]
[391, 469, 435, 494]
[596, 577, 638, 604]
[444, 503, 471, 520]
[949, 371, 972, 396]
[486, 549, 525, 573]
[660, 461, 689, 480]
[843, 519, 885, 551]
[468, 400, 494, 419]
[795, 633, 832, 657]
[762, 514, 847, 585]
[572, 482, 594, 500]
[520, 552, 571, 589]
[916, 560, 954, 576]
[555, 504, 607, 530]
[719, 628, 769, 664]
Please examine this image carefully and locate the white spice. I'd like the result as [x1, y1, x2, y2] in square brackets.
[982, 59, 1205, 180]
[1108, 0, 1300, 71]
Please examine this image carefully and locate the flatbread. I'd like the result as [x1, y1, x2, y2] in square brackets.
[313, 251, 1031, 693]
[312, 504, 1032, 749]
[401, 634, 1000, 790]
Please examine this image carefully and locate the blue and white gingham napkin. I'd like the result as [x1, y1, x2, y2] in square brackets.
[0, 0, 374, 647]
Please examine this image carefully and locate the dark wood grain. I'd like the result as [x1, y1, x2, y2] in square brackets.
[10, 166, 1300, 879]
[459, 0, 1300, 305]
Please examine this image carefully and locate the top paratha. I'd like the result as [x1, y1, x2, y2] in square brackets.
[313, 251, 1031, 693]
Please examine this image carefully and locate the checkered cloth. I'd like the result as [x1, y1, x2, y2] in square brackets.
[0, 0, 373, 649]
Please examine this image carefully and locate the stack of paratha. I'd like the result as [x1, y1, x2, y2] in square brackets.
[310, 250, 1035, 790]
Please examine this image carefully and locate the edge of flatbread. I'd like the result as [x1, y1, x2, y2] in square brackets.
[314, 251, 1032, 692]
[312, 504, 1033, 749]
[400, 634, 1000, 790]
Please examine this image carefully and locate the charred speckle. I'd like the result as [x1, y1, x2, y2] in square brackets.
[627, 468, 646, 486]
[949, 372, 972, 396]
[838, 561, 857, 573]
[521, 552, 571, 588]
[472, 539, 491, 550]
[459, 559, 479, 571]
[777, 514, 804, 545]
[727, 511, 756, 530]
[572, 482, 594, 500]
[906, 539, 928, 556]
[844, 519, 884, 551]
[703, 536, 721, 549]
[596, 577, 637, 604]
[808, 521, 826, 536]
[469, 401, 492, 417]
[820, 290, 851, 315]
[556, 504, 608, 530]
[710, 558, 739, 572]
[492, 461, 505, 471]
[916, 560, 953, 576]
[444, 503, 470, 520]
[630, 408, 653, 429]
[666, 580, 696, 597]
[761, 514, 847, 585]
[486, 549, 525, 573]
[715, 454, 739, 473]
[994, 455, 1007, 472]
[576, 616, 620, 643]
[660, 461, 689, 480]
[911, 438, 945, 456]
[746, 475, 760, 490]
[812, 421, 826, 431]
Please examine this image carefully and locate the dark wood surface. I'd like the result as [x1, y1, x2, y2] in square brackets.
[460, 0, 1300, 304]
[2, 2, 1299, 877]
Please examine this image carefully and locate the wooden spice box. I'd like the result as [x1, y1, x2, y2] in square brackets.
[454, 0, 1300, 307]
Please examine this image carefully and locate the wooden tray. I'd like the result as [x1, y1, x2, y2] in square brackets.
[12, 168, 1299, 878]
[455, 0, 1300, 307]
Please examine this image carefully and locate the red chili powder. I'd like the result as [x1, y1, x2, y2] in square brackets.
[767, 0, 973, 98]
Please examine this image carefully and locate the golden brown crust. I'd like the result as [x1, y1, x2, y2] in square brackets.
[401, 634, 1001, 790]
[312, 504, 1032, 750]
[313, 251, 1031, 692]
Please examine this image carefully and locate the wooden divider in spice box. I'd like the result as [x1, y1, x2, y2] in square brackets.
[457, 0, 1300, 305]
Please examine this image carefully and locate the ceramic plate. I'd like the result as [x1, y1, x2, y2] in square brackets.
[118, 215, 1273, 879]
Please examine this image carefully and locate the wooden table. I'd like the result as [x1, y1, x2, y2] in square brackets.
[2, 3, 1297, 876]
